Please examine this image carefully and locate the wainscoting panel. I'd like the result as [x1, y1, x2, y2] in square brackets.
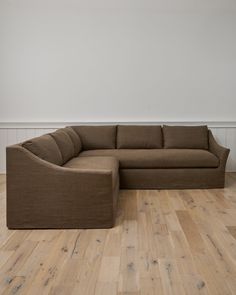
[0, 122, 236, 173]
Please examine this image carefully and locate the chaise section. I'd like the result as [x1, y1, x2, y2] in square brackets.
[7, 145, 119, 229]
[79, 149, 219, 168]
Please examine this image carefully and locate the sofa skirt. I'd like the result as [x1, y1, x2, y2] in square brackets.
[120, 168, 226, 189]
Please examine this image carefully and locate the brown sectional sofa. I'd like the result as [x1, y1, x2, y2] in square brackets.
[6, 125, 230, 229]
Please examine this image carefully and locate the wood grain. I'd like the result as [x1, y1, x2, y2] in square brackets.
[1, 174, 236, 294]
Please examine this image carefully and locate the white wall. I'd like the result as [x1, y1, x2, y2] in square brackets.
[1, 0, 236, 122]
[0, 1, 236, 172]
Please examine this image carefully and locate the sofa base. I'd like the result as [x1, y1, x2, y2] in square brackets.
[120, 168, 225, 189]
[7, 179, 119, 230]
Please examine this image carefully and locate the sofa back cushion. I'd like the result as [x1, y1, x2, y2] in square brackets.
[117, 125, 163, 149]
[64, 127, 82, 156]
[50, 129, 75, 164]
[163, 125, 209, 149]
[22, 134, 63, 165]
[72, 125, 116, 150]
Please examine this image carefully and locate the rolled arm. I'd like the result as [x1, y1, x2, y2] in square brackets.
[208, 130, 230, 171]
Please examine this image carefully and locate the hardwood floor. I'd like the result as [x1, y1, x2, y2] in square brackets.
[1, 173, 236, 294]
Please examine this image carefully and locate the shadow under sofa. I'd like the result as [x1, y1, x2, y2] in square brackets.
[6, 125, 230, 229]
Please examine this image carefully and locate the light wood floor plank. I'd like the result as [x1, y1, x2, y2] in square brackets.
[0, 173, 236, 294]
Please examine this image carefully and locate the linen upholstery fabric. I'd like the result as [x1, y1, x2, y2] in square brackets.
[117, 125, 162, 149]
[163, 125, 209, 149]
[208, 130, 230, 171]
[120, 168, 227, 189]
[79, 149, 219, 168]
[64, 126, 82, 156]
[64, 156, 119, 189]
[50, 129, 74, 164]
[7, 125, 230, 230]
[72, 125, 116, 150]
[22, 134, 63, 165]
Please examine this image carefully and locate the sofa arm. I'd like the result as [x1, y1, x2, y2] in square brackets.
[6, 145, 115, 228]
[208, 130, 230, 171]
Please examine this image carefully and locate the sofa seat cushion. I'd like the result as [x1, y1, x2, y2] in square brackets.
[63, 156, 119, 188]
[79, 149, 219, 169]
